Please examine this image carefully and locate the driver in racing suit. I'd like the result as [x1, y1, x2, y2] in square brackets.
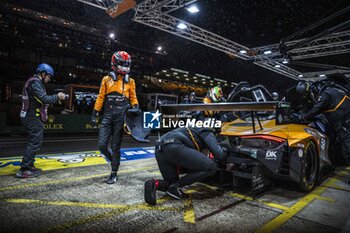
[91, 51, 139, 184]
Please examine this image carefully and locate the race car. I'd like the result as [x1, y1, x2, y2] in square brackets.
[219, 82, 333, 192]
[219, 105, 330, 192]
[160, 80, 342, 193]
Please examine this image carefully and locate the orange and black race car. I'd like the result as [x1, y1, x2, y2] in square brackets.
[162, 78, 349, 193]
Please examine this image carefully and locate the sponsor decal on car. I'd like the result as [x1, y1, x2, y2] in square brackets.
[265, 150, 277, 160]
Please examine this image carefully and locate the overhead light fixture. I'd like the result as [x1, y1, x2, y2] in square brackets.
[108, 32, 115, 39]
[177, 23, 187, 29]
[264, 50, 272, 55]
[239, 50, 247, 54]
[319, 74, 326, 77]
[186, 5, 199, 13]
[298, 74, 304, 78]
[282, 59, 289, 64]
[274, 64, 281, 68]
[157, 46, 162, 51]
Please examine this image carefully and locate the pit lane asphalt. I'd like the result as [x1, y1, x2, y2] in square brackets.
[0, 134, 158, 158]
[0, 134, 350, 233]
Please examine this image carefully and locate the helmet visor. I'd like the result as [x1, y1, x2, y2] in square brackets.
[117, 60, 131, 68]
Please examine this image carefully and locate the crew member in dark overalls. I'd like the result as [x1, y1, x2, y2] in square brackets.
[91, 51, 139, 184]
[298, 81, 350, 165]
[17, 63, 66, 178]
[144, 127, 226, 205]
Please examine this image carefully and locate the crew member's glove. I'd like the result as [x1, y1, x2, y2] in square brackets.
[90, 110, 99, 128]
[128, 104, 140, 114]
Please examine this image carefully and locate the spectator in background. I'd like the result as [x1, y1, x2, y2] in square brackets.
[182, 95, 189, 104]
[89, 98, 96, 114]
[79, 97, 88, 114]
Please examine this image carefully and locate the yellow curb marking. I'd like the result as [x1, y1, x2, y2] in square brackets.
[150, 171, 162, 175]
[200, 182, 290, 211]
[3, 198, 180, 233]
[4, 198, 178, 211]
[0, 152, 107, 176]
[228, 192, 289, 211]
[321, 184, 350, 193]
[255, 169, 349, 233]
[183, 195, 196, 224]
[45, 208, 127, 233]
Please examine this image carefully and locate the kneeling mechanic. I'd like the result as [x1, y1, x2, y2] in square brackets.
[144, 127, 227, 205]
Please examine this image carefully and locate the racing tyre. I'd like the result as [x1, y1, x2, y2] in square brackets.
[299, 141, 318, 192]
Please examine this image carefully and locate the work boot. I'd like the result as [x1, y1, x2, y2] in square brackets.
[166, 183, 188, 200]
[144, 179, 170, 205]
[106, 172, 118, 184]
[29, 166, 42, 172]
[16, 169, 41, 178]
[144, 179, 157, 205]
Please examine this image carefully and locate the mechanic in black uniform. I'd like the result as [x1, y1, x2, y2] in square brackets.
[144, 127, 226, 205]
[297, 80, 350, 165]
[17, 63, 66, 178]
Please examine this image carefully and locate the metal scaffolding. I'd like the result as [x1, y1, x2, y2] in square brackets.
[78, 0, 350, 81]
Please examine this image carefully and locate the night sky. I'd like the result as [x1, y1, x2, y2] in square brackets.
[3, 0, 350, 92]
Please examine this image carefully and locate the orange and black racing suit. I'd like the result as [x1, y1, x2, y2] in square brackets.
[93, 72, 138, 172]
[303, 86, 350, 163]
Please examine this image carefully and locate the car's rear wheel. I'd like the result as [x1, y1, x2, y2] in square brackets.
[299, 141, 318, 192]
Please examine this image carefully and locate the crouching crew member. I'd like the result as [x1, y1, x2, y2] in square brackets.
[17, 63, 66, 178]
[144, 127, 226, 205]
[91, 51, 139, 184]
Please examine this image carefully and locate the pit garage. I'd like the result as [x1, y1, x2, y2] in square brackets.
[1, 0, 350, 233]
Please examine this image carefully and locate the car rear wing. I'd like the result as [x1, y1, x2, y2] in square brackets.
[161, 101, 277, 112]
[161, 101, 292, 132]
